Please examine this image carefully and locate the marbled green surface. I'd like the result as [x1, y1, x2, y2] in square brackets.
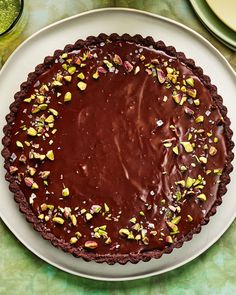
[0, 1, 235, 294]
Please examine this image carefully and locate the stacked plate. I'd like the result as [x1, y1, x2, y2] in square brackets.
[190, 0, 236, 50]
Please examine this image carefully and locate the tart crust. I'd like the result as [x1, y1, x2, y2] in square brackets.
[1, 33, 234, 265]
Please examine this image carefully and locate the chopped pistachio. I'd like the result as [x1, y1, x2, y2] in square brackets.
[209, 146, 217, 156]
[197, 193, 207, 201]
[46, 150, 54, 161]
[166, 67, 174, 74]
[140, 55, 145, 61]
[172, 92, 181, 104]
[157, 68, 165, 84]
[103, 60, 113, 69]
[62, 187, 69, 197]
[27, 127, 37, 136]
[40, 203, 48, 211]
[38, 214, 44, 220]
[181, 142, 193, 153]
[179, 94, 187, 105]
[214, 169, 222, 175]
[188, 133, 193, 141]
[85, 212, 93, 221]
[39, 171, 50, 179]
[171, 216, 181, 224]
[45, 115, 54, 123]
[132, 223, 141, 231]
[52, 216, 64, 224]
[184, 106, 195, 116]
[75, 57, 81, 65]
[139, 211, 145, 216]
[49, 108, 58, 116]
[61, 53, 68, 59]
[91, 205, 102, 214]
[51, 80, 63, 87]
[119, 228, 130, 236]
[186, 77, 194, 87]
[166, 235, 173, 243]
[181, 85, 187, 93]
[129, 217, 137, 224]
[24, 97, 32, 103]
[207, 132, 212, 137]
[70, 214, 77, 226]
[31, 182, 39, 190]
[47, 204, 54, 211]
[84, 241, 98, 249]
[70, 237, 78, 244]
[195, 115, 204, 123]
[214, 137, 219, 143]
[186, 177, 195, 188]
[172, 146, 179, 155]
[28, 167, 36, 176]
[75, 231, 82, 238]
[142, 236, 149, 245]
[199, 156, 207, 164]
[163, 142, 172, 148]
[64, 91, 72, 102]
[32, 104, 48, 113]
[135, 234, 142, 240]
[77, 81, 87, 91]
[187, 88, 197, 98]
[150, 231, 158, 236]
[113, 54, 123, 65]
[123, 60, 133, 72]
[105, 237, 112, 244]
[167, 221, 179, 233]
[77, 72, 85, 80]
[134, 66, 140, 75]
[104, 203, 109, 213]
[180, 165, 187, 172]
[80, 208, 86, 214]
[187, 214, 193, 222]
[92, 71, 99, 79]
[64, 75, 72, 82]
[16, 141, 24, 148]
[68, 66, 76, 75]
[128, 231, 135, 239]
[176, 180, 185, 187]
[194, 99, 200, 106]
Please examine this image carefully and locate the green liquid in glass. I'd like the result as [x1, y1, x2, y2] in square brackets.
[0, 0, 20, 34]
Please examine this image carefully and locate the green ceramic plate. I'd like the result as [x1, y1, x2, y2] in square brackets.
[190, 0, 236, 50]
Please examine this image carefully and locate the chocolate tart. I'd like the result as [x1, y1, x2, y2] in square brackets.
[2, 33, 234, 265]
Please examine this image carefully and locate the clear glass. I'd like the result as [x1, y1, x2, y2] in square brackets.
[0, 0, 28, 67]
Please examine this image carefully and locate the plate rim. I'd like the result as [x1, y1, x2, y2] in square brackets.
[190, 0, 236, 49]
[0, 7, 236, 281]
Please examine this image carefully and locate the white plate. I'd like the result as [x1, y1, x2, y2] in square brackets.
[0, 8, 236, 281]
[190, 0, 236, 50]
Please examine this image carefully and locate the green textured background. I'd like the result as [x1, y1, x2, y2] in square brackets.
[0, 1, 235, 294]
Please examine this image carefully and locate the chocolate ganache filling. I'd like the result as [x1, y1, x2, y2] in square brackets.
[3, 35, 233, 262]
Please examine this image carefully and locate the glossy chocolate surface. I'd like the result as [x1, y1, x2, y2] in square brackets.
[8, 40, 228, 255]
